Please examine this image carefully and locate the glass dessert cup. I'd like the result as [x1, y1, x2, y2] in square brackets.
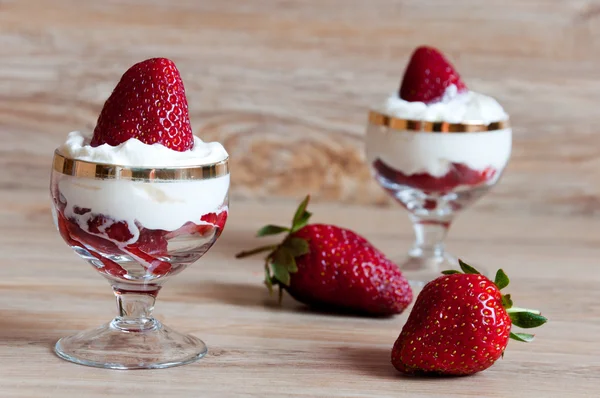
[50, 151, 229, 369]
[366, 111, 511, 286]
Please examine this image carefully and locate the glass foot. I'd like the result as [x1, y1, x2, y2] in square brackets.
[395, 251, 458, 288]
[54, 319, 207, 369]
[396, 253, 488, 288]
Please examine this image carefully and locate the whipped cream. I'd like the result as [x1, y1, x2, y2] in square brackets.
[59, 131, 228, 167]
[56, 131, 230, 246]
[382, 85, 508, 124]
[366, 124, 512, 177]
[58, 175, 229, 244]
[367, 86, 512, 177]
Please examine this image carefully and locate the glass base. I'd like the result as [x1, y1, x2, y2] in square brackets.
[396, 252, 488, 288]
[396, 251, 458, 288]
[54, 318, 207, 369]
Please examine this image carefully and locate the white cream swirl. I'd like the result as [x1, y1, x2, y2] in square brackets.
[382, 85, 508, 124]
[59, 131, 228, 167]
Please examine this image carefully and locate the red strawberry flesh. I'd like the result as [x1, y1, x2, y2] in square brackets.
[399, 46, 467, 104]
[135, 227, 168, 256]
[87, 215, 134, 243]
[91, 57, 194, 151]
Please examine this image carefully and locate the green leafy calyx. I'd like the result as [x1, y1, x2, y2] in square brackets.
[235, 195, 313, 301]
[458, 259, 480, 275]
[509, 332, 535, 342]
[494, 269, 510, 290]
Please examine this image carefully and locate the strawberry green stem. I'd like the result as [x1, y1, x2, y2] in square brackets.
[235, 195, 313, 302]
[506, 307, 541, 315]
[235, 244, 278, 258]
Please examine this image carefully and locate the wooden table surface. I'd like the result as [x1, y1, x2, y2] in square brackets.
[2, 0, 600, 396]
[1, 197, 598, 397]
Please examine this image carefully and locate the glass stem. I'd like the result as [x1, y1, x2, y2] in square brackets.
[409, 214, 451, 259]
[111, 285, 161, 332]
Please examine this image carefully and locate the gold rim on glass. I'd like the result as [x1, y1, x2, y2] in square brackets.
[368, 110, 510, 133]
[53, 150, 229, 181]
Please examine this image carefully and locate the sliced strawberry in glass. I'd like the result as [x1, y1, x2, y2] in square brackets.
[164, 210, 228, 240]
[56, 210, 127, 277]
[58, 212, 121, 255]
[55, 202, 228, 279]
[135, 227, 168, 256]
[123, 245, 172, 276]
[374, 159, 496, 193]
[87, 214, 134, 242]
[202, 211, 228, 237]
[164, 221, 209, 240]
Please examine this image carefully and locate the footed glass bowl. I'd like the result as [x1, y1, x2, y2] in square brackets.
[50, 150, 229, 369]
[365, 110, 511, 286]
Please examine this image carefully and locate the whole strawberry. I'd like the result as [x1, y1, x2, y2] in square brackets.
[399, 46, 467, 103]
[91, 57, 194, 151]
[235, 196, 412, 316]
[391, 260, 547, 376]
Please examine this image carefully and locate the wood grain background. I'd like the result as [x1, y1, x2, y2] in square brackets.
[1, 0, 599, 215]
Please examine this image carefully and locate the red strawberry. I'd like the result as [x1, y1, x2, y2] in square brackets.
[399, 46, 467, 103]
[236, 196, 413, 316]
[391, 260, 547, 376]
[91, 57, 194, 151]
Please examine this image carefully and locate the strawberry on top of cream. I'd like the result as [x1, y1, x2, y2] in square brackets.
[367, 46, 512, 180]
[91, 58, 195, 152]
[55, 57, 230, 244]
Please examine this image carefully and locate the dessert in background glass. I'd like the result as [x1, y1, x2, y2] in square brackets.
[365, 46, 512, 286]
[49, 58, 230, 369]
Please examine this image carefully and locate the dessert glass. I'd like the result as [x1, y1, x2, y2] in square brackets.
[50, 150, 229, 369]
[366, 111, 511, 285]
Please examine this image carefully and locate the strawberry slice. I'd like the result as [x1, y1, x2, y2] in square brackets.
[135, 227, 168, 256]
[56, 210, 127, 277]
[201, 211, 228, 238]
[373, 159, 495, 193]
[91, 57, 194, 151]
[399, 46, 467, 103]
[124, 226, 172, 275]
[87, 214, 134, 243]
[123, 245, 172, 276]
[165, 210, 228, 240]
[120, 211, 229, 277]
[166, 221, 214, 239]
[59, 212, 122, 255]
